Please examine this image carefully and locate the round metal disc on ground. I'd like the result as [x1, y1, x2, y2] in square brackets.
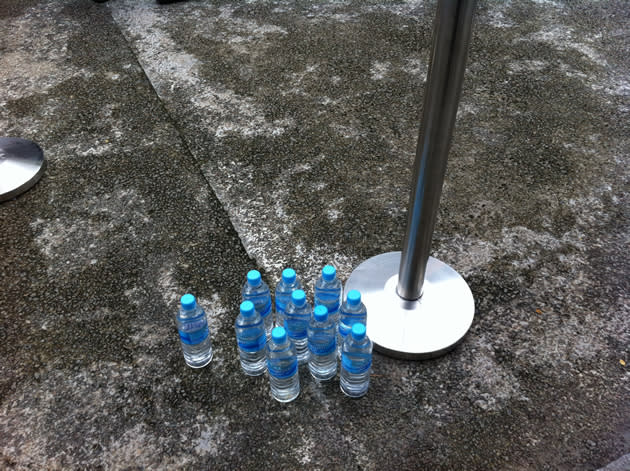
[0, 137, 46, 202]
[345, 251, 474, 360]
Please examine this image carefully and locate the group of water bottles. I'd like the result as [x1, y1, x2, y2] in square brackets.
[174, 265, 373, 402]
[236, 266, 373, 402]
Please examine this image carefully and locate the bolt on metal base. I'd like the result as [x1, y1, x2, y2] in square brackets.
[0, 137, 46, 202]
[345, 252, 474, 360]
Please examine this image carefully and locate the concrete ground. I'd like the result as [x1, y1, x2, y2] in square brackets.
[1, 0, 628, 469]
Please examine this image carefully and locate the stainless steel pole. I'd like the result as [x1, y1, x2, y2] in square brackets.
[397, 0, 476, 300]
[344, 0, 476, 359]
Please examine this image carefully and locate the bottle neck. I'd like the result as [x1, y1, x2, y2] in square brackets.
[179, 306, 202, 319]
[344, 303, 363, 313]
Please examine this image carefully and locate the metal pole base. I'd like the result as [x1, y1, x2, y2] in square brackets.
[0, 137, 46, 202]
[345, 252, 474, 360]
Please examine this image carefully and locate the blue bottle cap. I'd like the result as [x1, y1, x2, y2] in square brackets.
[240, 300, 255, 317]
[272, 326, 287, 343]
[247, 270, 262, 286]
[180, 293, 196, 310]
[282, 268, 296, 283]
[351, 322, 366, 340]
[291, 289, 306, 307]
[313, 305, 328, 322]
[347, 289, 361, 306]
[322, 265, 336, 282]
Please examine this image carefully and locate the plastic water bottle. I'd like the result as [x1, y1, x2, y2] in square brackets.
[314, 265, 342, 325]
[176, 294, 213, 368]
[340, 323, 372, 397]
[267, 326, 300, 402]
[283, 289, 312, 364]
[234, 300, 267, 376]
[338, 289, 367, 356]
[275, 267, 301, 324]
[241, 270, 273, 338]
[307, 305, 337, 381]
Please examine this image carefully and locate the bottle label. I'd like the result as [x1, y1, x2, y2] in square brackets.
[308, 333, 336, 355]
[268, 358, 298, 379]
[237, 334, 266, 353]
[179, 325, 209, 345]
[284, 320, 307, 339]
[178, 313, 210, 345]
[339, 322, 351, 337]
[258, 299, 272, 318]
[309, 341, 336, 356]
[342, 353, 372, 374]
[243, 293, 272, 318]
[315, 299, 340, 313]
[339, 317, 366, 338]
[275, 298, 286, 314]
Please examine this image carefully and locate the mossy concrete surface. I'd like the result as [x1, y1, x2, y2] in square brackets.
[1, 1, 628, 469]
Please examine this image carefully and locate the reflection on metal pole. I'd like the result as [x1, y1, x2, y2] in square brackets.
[397, 0, 476, 301]
[0, 137, 46, 203]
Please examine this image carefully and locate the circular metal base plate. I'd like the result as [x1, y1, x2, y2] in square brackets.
[0, 137, 46, 202]
[345, 252, 474, 360]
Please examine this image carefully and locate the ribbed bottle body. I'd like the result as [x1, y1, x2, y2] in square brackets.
[267, 328, 300, 402]
[307, 315, 337, 381]
[235, 304, 267, 376]
[275, 278, 301, 323]
[284, 302, 312, 364]
[314, 277, 342, 325]
[337, 303, 367, 356]
[242, 278, 273, 337]
[340, 324, 372, 398]
[176, 300, 213, 368]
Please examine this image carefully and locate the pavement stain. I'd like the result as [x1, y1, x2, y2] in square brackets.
[0, 2, 256, 467]
[112, 1, 434, 279]
[451, 39, 626, 239]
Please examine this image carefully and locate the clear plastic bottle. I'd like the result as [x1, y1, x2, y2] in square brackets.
[241, 270, 273, 338]
[340, 323, 372, 398]
[283, 289, 312, 364]
[176, 294, 213, 368]
[338, 289, 367, 357]
[314, 265, 342, 326]
[307, 305, 337, 381]
[234, 300, 267, 376]
[266, 326, 300, 403]
[274, 268, 302, 326]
